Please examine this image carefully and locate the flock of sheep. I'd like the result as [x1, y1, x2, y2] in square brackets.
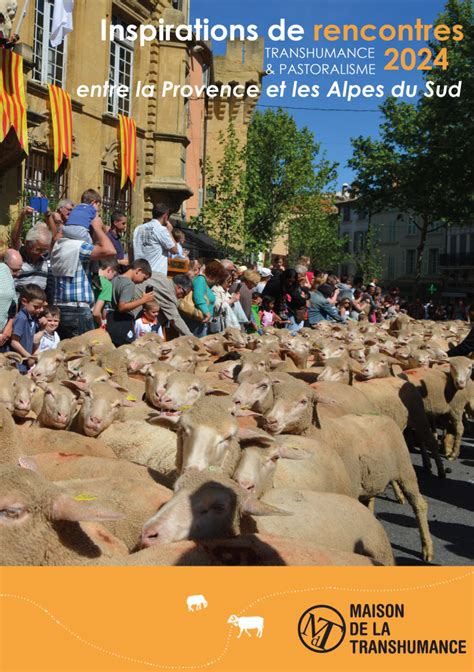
[0, 313, 472, 567]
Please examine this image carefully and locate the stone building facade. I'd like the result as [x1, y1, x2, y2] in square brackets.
[0, 0, 192, 233]
[337, 188, 474, 300]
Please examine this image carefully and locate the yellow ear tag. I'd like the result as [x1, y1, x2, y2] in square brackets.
[73, 494, 98, 502]
[179, 405, 192, 412]
[126, 395, 137, 402]
[91, 340, 100, 345]
[105, 368, 115, 375]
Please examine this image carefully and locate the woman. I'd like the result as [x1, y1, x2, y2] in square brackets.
[212, 272, 241, 329]
[189, 260, 227, 337]
[238, 270, 262, 321]
[338, 297, 352, 320]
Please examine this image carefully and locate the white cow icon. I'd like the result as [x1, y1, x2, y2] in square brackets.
[227, 615, 264, 638]
[187, 594, 208, 612]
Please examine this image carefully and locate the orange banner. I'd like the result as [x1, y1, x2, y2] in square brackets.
[0, 567, 472, 672]
[48, 84, 73, 172]
[119, 114, 137, 189]
[0, 49, 28, 153]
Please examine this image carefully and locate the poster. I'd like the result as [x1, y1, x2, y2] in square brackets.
[0, 1, 472, 671]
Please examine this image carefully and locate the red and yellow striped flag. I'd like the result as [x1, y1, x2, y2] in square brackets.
[0, 50, 29, 153]
[48, 84, 73, 171]
[119, 115, 137, 189]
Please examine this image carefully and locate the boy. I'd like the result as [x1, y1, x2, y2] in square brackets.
[37, 306, 61, 352]
[92, 257, 119, 326]
[11, 284, 47, 372]
[107, 210, 129, 266]
[63, 189, 102, 242]
[106, 259, 155, 347]
[134, 300, 163, 339]
[249, 293, 264, 335]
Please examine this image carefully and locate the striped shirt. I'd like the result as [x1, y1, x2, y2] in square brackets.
[50, 242, 94, 305]
[15, 247, 49, 291]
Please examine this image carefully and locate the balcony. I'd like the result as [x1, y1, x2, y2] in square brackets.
[440, 253, 474, 268]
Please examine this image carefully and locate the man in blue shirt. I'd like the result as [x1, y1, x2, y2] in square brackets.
[308, 283, 347, 326]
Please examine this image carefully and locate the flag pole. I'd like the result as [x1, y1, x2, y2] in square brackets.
[15, 0, 32, 35]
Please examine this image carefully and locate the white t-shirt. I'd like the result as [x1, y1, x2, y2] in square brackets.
[134, 318, 163, 340]
[38, 331, 60, 352]
[133, 220, 175, 275]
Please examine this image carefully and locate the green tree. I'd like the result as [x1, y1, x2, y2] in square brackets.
[198, 123, 247, 254]
[289, 194, 351, 270]
[348, 0, 473, 290]
[245, 108, 336, 254]
[355, 219, 384, 283]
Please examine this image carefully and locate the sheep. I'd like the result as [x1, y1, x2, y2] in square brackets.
[319, 356, 445, 477]
[0, 369, 37, 418]
[233, 437, 356, 498]
[18, 426, 116, 458]
[400, 357, 474, 460]
[176, 397, 242, 476]
[0, 465, 126, 566]
[112, 535, 381, 566]
[279, 338, 311, 369]
[227, 615, 263, 638]
[32, 381, 83, 430]
[25, 452, 165, 485]
[141, 470, 395, 565]
[29, 349, 70, 383]
[99, 420, 178, 487]
[261, 381, 433, 561]
[0, 352, 23, 370]
[71, 381, 137, 437]
[55, 476, 172, 551]
[145, 362, 175, 408]
[187, 595, 208, 611]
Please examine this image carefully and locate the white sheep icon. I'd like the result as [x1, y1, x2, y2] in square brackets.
[187, 595, 208, 612]
[227, 615, 264, 638]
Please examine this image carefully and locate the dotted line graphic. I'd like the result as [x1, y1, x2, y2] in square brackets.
[1, 571, 472, 670]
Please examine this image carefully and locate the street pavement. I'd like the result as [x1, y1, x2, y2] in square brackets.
[374, 430, 474, 566]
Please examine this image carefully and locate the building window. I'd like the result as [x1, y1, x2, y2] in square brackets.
[406, 249, 416, 275]
[407, 218, 417, 236]
[428, 248, 439, 275]
[32, 0, 67, 87]
[387, 256, 396, 279]
[388, 221, 397, 243]
[342, 204, 351, 222]
[449, 234, 458, 254]
[172, 0, 184, 9]
[108, 16, 134, 117]
[24, 150, 69, 200]
[102, 170, 132, 220]
[354, 231, 366, 253]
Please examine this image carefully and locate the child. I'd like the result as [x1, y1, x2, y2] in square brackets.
[106, 259, 155, 347]
[249, 293, 264, 334]
[10, 284, 47, 372]
[37, 306, 61, 352]
[260, 295, 287, 328]
[134, 300, 163, 340]
[170, 229, 186, 258]
[92, 257, 119, 327]
[62, 188, 102, 242]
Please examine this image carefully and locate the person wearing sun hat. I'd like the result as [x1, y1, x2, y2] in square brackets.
[255, 267, 272, 295]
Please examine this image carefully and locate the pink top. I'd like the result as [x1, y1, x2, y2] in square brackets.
[261, 310, 275, 327]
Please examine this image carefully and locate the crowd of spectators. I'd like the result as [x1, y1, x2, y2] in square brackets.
[1, 192, 472, 375]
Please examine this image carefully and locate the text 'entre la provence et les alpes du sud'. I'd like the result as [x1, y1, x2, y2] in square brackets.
[75, 18, 466, 102]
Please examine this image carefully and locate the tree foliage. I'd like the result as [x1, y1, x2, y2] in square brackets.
[348, 0, 473, 288]
[289, 194, 350, 270]
[197, 123, 247, 254]
[245, 108, 337, 254]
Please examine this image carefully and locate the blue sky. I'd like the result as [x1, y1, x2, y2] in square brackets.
[192, 0, 448, 187]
